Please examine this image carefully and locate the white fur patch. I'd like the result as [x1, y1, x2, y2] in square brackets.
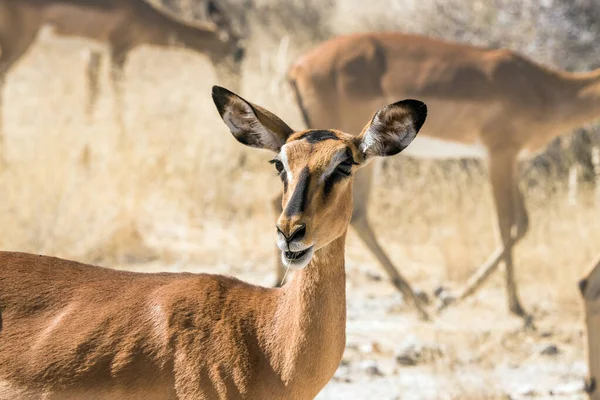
[280, 145, 294, 183]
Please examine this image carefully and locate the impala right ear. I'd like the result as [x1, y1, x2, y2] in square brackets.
[355, 99, 427, 161]
[212, 86, 294, 152]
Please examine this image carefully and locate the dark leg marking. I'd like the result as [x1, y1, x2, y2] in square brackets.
[285, 167, 310, 216]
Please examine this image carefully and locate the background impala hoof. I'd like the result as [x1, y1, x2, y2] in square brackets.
[434, 286, 457, 312]
[414, 288, 431, 305]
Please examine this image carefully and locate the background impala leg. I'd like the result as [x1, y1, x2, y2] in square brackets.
[443, 246, 506, 308]
[109, 46, 129, 138]
[506, 166, 530, 318]
[0, 75, 5, 170]
[439, 148, 530, 321]
[351, 213, 430, 321]
[347, 163, 430, 319]
[85, 49, 102, 122]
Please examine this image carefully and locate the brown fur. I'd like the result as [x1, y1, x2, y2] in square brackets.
[0, 86, 426, 399]
[287, 32, 600, 319]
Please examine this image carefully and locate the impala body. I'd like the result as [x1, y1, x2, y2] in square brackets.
[0, 86, 427, 399]
[288, 32, 600, 319]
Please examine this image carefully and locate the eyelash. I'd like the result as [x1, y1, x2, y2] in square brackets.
[269, 159, 285, 178]
[335, 160, 354, 176]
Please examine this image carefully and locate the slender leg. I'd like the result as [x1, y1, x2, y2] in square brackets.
[350, 164, 430, 320]
[271, 192, 286, 286]
[109, 46, 129, 137]
[444, 148, 528, 318]
[507, 163, 529, 316]
[85, 49, 103, 121]
[351, 214, 430, 320]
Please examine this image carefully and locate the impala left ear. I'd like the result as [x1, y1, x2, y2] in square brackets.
[212, 86, 294, 152]
[355, 99, 427, 160]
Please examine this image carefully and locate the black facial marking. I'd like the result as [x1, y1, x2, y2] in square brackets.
[324, 169, 347, 198]
[300, 130, 339, 144]
[282, 171, 288, 193]
[324, 147, 355, 198]
[285, 167, 310, 216]
[345, 147, 356, 163]
[323, 175, 336, 198]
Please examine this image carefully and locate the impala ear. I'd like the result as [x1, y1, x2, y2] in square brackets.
[212, 86, 295, 152]
[355, 100, 427, 160]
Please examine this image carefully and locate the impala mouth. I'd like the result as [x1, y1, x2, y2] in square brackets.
[281, 246, 315, 270]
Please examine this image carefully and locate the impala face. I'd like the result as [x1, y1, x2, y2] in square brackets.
[270, 130, 359, 269]
[212, 86, 427, 270]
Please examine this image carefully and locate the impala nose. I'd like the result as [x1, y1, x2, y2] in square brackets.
[276, 223, 306, 246]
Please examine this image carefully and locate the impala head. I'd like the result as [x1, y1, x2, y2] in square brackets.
[212, 86, 427, 269]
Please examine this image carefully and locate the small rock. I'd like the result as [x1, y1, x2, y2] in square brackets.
[540, 344, 560, 356]
[333, 364, 351, 381]
[365, 271, 383, 282]
[394, 337, 443, 366]
[332, 374, 352, 383]
[372, 341, 384, 355]
[514, 385, 537, 397]
[396, 352, 418, 366]
[358, 341, 385, 355]
[539, 330, 553, 338]
[359, 360, 384, 376]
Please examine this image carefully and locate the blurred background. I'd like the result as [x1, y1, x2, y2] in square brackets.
[1, 0, 599, 398]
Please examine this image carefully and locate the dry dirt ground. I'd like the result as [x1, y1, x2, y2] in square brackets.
[0, 34, 598, 400]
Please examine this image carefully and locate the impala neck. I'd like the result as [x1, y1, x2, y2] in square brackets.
[266, 233, 347, 390]
[550, 68, 600, 131]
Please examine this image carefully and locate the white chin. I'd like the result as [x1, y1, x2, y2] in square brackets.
[281, 246, 315, 270]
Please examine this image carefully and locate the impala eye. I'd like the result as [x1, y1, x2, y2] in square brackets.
[335, 159, 353, 176]
[269, 159, 285, 176]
